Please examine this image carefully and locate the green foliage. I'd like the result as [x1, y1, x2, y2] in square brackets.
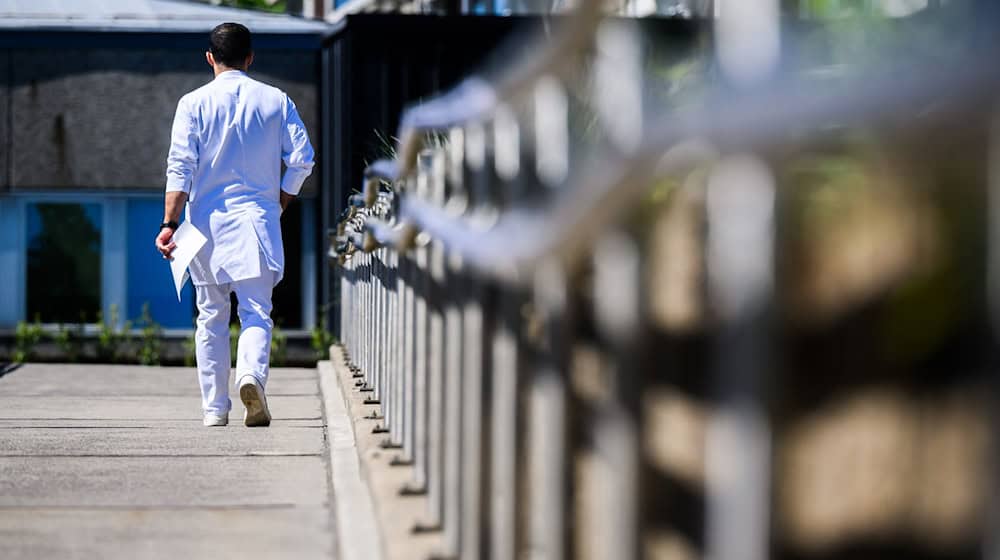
[230, 323, 241, 367]
[216, 0, 287, 13]
[95, 304, 132, 363]
[270, 325, 288, 367]
[52, 322, 84, 363]
[373, 129, 399, 160]
[13, 316, 44, 363]
[227, 323, 287, 367]
[183, 326, 198, 367]
[135, 303, 163, 366]
[799, 0, 871, 18]
[363, 129, 447, 170]
[645, 34, 711, 117]
[310, 325, 335, 361]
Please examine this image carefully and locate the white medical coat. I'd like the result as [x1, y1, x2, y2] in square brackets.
[165, 70, 315, 287]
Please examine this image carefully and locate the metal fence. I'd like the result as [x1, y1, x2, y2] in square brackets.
[330, 2, 1000, 559]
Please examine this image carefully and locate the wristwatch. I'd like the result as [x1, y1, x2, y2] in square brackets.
[159, 221, 179, 232]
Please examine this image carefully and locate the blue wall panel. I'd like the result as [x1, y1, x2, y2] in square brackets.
[126, 199, 195, 329]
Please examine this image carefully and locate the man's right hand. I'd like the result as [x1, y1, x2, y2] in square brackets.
[156, 227, 177, 260]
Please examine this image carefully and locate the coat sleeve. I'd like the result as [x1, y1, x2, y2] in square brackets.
[280, 95, 316, 196]
[165, 97, 199, 194]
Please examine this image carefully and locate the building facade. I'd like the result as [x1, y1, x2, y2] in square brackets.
[0, 0, 329, 334]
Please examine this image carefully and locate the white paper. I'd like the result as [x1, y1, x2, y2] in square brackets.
[169, 221, 207, 301]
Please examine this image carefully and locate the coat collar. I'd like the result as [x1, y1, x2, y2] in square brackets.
[214, 70, 247, 81]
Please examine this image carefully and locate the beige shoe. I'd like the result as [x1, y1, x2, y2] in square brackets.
[203, 413, 228, 427]
[239, 375, 271, 427]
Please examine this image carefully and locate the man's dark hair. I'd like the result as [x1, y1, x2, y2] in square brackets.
[209, 23, 252, 68]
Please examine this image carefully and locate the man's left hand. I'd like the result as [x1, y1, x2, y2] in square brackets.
[280, 191, 295, 214]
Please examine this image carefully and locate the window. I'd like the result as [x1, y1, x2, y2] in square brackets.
[0, 193, 316, 331]
[799, 0, 930, 18]
[26, 203, 102, 324]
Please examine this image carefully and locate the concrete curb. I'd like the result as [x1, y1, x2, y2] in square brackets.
[317, 358, 384, 560]
[324, 346, 442, 560]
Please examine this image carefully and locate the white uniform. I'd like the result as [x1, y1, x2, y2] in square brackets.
[165, 69, 314, 415]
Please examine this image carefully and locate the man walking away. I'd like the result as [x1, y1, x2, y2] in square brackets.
[155, 23, 315, 427]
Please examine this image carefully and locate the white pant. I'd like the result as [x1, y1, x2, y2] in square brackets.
[194, 263, 275, 415]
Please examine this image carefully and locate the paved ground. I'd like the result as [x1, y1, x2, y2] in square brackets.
[0, 363, 338, 559]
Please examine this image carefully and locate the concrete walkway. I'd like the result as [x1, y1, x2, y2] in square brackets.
[0, 363, 340, 559]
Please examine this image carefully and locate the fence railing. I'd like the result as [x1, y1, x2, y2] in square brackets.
[330, 4, 1000, 559]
